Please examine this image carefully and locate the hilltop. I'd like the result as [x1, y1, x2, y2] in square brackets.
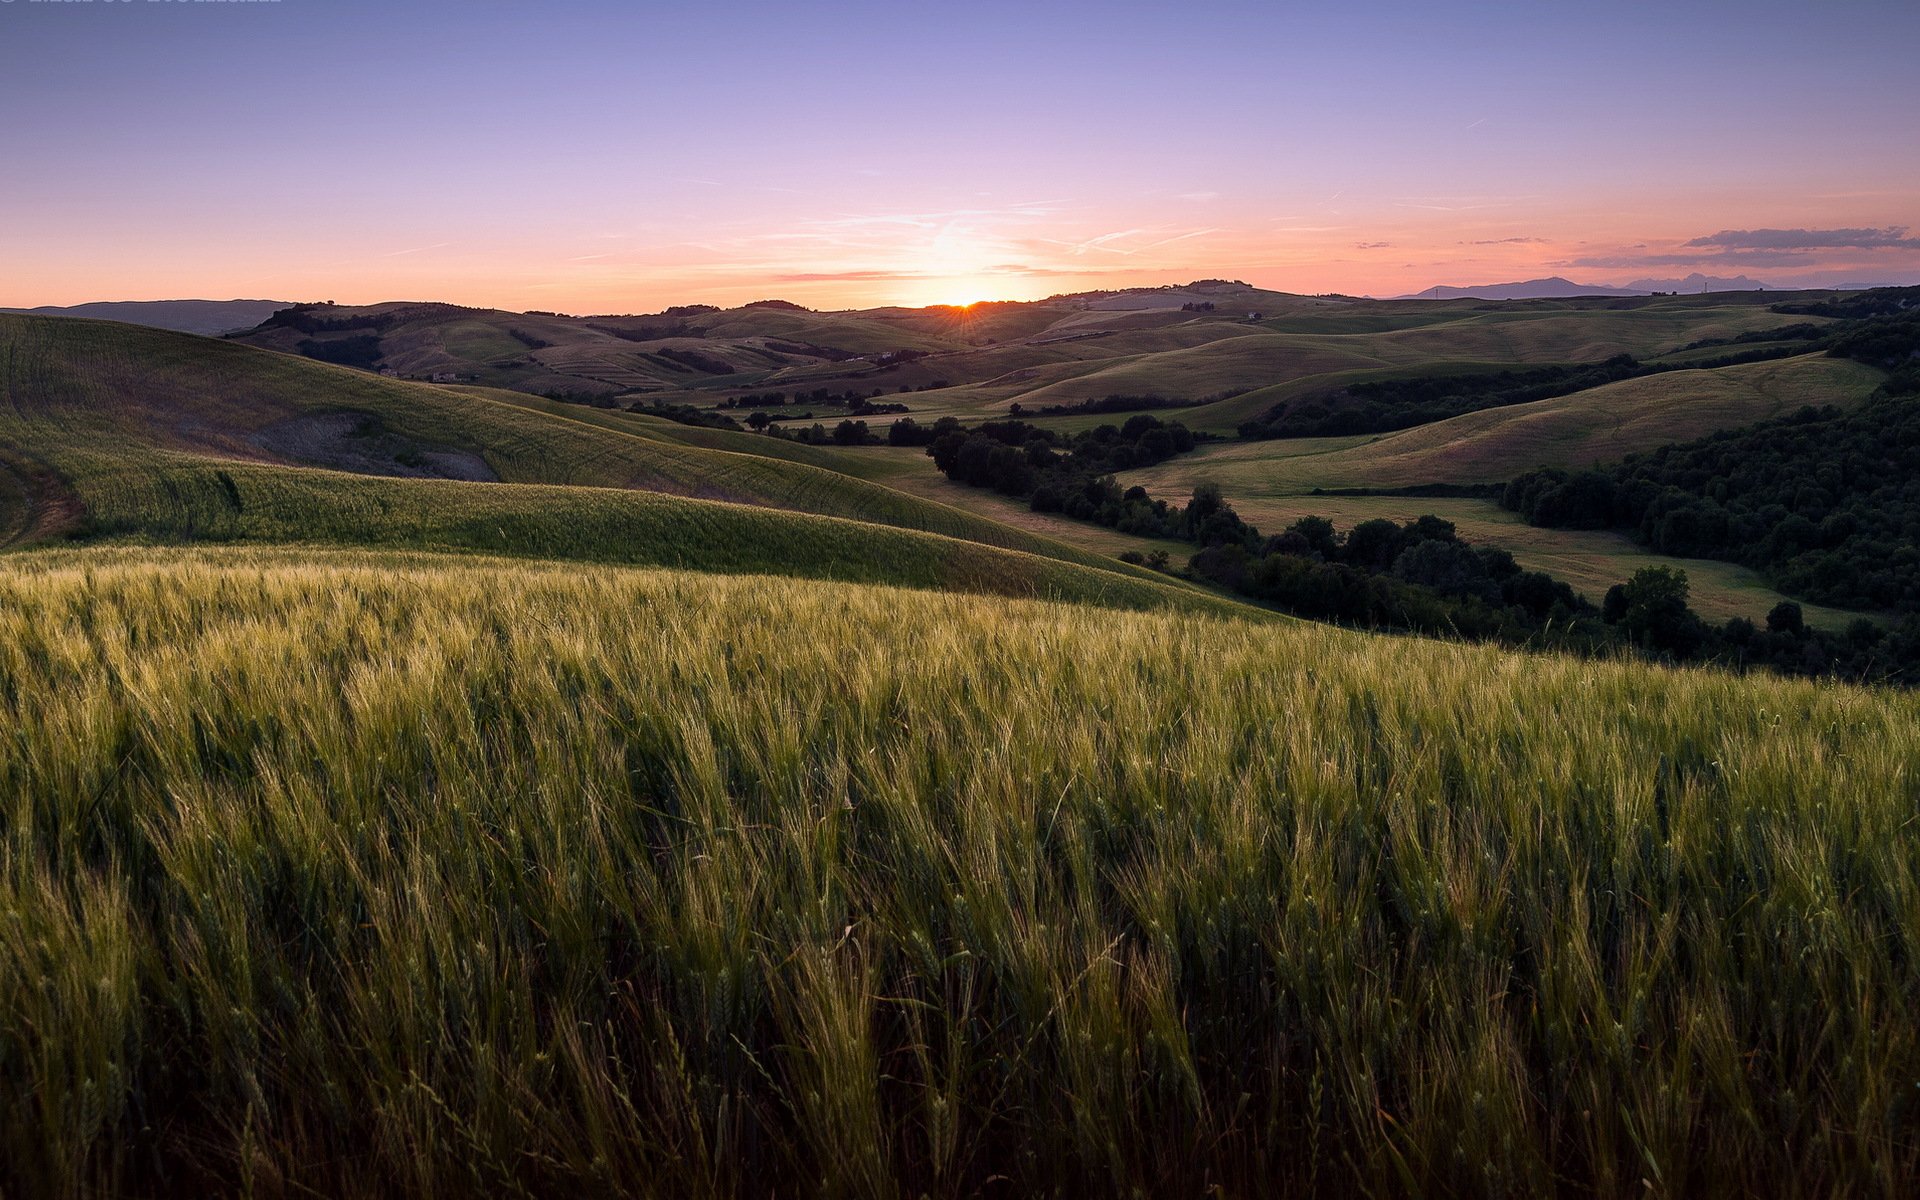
[222, 284, 1821, 426]
[0, 312, 1222, 613]
[35, 284, 1876, 638]
[0, 298, 292, 336]
[8, 284, 1903, 655]
[221, 282, 1341, 400]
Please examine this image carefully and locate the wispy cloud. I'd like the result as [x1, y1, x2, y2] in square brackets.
[1570, 250, 1846, 269]
[1355, 241, 1392, 250]
[1049, 227, 1220, 257]
[1557, 226, 1920, 274]
[1138, 228, 1221, 251]
[774, 269, 933, 283]
[1684, 226, 1920, 251]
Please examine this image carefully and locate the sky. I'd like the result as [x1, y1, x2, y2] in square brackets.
[2, 0, 1917, 311]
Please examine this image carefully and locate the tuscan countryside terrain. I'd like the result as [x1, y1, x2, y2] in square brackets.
[5, 276, 1920, 1197]
[6, 0, 1920, 1196]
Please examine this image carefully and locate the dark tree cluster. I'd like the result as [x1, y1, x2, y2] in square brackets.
[725, 391, 790, 409]
[925, 415, 1201, 533]
[591, 322, 697, 343]
[1676, 323, 1823, 352]
[582, 305, 717, 320]
[1183, 506, 1920, 683]
[1503, 315, 1920, 612]
[507, 328, 553, 350]
[261, 305, 400, 336]
[1186, 506, 1603, 647]
[760, 419, 879, 446]
[1015, 393, 1210, 418]
[1824, 307, 1920, 370]
[884, 417, 946, 447]
[295, 335, 384, 370]
[1770, 285, 1920, 320]
[728, 388, 906, 416]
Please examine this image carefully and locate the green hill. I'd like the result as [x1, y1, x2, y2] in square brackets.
[1127, 353, 1884, 494]
[0, 313, 1224, 609]
[220, 291, 1827, 441]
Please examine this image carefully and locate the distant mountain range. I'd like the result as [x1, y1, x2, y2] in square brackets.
[1398, 274, 1780, 301]
[0, 299, 291, 336]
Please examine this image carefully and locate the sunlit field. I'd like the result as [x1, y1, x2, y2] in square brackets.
[4, 546, 1916, 1196]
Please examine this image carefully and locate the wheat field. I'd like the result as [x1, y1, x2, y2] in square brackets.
[2, 546, 1916, 1196]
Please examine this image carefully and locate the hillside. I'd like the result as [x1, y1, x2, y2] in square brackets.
[2, 546, 1914, 1195]
[0, 299, 290, 335]
[221, 290, 1828, 438]
[1102, 353, 1885, 629]
[1159, 353, 1884, 492]
[0, 313, 1220, 608]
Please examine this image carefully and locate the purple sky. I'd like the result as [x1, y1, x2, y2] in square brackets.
[3, 0, 1916, 309]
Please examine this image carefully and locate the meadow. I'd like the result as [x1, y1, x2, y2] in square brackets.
[1110, 353, 1886, 628]
[0, 313, 1210, 601]
[3, 545, 1917, 1197]
[1127, 353, 1883, 494]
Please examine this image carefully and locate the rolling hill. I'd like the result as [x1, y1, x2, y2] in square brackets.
[0, 299, 291, 335]
[0, 313, 1226, 611]
[4, 292, 1917, 1196]
[1163, 352, 1885, 492]
[220, 288, 1830, 438]
[1110, 352, 1886, 628]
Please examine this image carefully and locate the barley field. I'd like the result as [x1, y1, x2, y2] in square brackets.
[2, 546, 1916, 1196]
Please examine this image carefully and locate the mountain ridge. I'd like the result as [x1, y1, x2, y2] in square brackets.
[1398, 273, 1780, 301]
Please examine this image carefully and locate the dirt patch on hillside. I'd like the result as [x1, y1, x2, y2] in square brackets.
[0, 454, 86, 547]
[249, 412, 499, 482]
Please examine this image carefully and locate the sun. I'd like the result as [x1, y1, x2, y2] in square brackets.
[898, 272, 1001, 310]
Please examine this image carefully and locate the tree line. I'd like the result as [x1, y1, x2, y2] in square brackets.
[1502, 308, 1920, 614]
[1181, 503, 1920, 683]
[921, 414, 1205, 536]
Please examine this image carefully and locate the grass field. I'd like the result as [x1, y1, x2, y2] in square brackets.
[65, 457, 1240, 612]
[1114, 354, 1886, 627]
[2, 547, 1916, 1196]
[0, 313, 1213, 597]
[1130, 354, 1883, 494]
